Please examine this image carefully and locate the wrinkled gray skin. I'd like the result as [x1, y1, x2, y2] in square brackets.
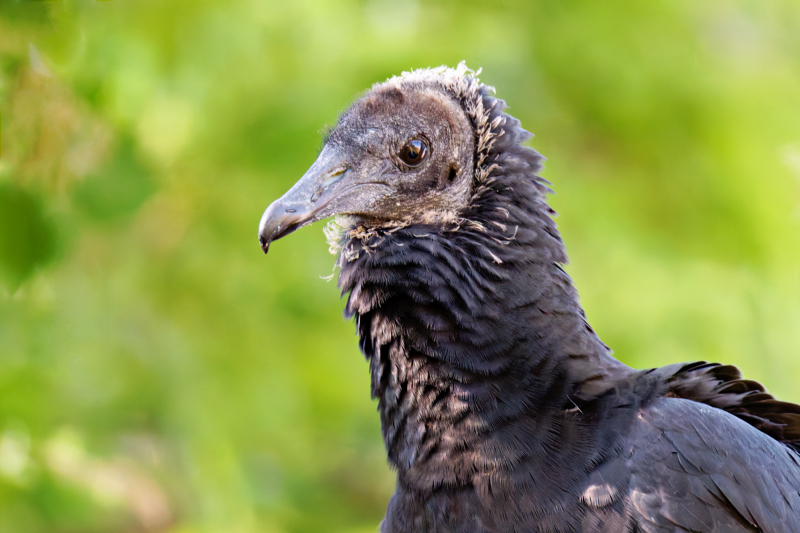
[259, 85, 474, 251]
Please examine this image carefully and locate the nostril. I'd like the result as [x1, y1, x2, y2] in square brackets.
[312, 168, 349, 203]
[286, 208, 297, 213]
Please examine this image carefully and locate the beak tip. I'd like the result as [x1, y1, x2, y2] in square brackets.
[258, 146, 347, 256]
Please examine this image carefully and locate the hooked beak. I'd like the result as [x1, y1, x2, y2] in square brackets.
[258, 145, 391, 254]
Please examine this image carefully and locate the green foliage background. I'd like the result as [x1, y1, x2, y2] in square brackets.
[1, 1, 799, 531]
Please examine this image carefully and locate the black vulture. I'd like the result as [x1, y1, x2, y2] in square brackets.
[258, 64, 800, 532]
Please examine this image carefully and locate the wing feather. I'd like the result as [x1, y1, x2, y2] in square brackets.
[625, 398, 800, 532]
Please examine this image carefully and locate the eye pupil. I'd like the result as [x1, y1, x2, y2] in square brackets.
[400, 139, 428, 166]
[407, 141, 421, 159]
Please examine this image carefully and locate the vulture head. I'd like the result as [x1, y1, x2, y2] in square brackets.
[258, 63, 543, 254]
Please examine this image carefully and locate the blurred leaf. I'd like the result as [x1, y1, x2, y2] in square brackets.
[0, 183, 56, 289]
[72, 137, 155, 222]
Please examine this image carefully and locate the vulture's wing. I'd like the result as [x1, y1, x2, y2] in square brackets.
[665, 362, 800, 453]
[625, 397, 800, 532]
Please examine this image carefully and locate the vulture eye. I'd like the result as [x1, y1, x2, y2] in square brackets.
[399, 139, 428, 167]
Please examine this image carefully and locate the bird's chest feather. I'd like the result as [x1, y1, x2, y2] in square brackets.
[337, 231, 638, 532]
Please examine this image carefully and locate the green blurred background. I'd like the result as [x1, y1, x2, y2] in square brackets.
[0, 0, 799, 531]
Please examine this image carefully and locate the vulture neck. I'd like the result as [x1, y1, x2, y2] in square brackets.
[336, 148, 631, 492]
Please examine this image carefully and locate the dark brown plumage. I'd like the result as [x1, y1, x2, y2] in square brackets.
[258, 65, 800, 532]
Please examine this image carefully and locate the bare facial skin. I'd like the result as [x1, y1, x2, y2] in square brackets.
[259, 85, 474, 252]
